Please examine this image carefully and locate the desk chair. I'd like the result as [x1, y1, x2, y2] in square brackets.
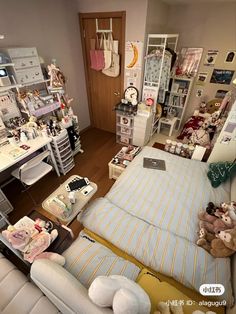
[11, 150, 53, 205]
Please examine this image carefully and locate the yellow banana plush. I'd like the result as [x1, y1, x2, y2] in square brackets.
[127, 43, 138, 68]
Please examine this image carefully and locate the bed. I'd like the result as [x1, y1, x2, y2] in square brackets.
[81, 147, 235, 307]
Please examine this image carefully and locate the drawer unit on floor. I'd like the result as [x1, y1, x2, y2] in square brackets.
[133, 114, 153, 146]
[0, 189, 13, 228]
[50, 129, 75, 175]
[116, 111, 134, 146]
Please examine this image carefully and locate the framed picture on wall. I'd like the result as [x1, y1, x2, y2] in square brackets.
[175, 47, 203, 77]
[210, 69, 235, 85]
[204, 50, 218, 66]
[196, 72, 208, 85]
[225, 51, 236, 63]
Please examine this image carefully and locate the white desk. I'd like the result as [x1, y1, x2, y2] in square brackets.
[0, 136, 60, 176]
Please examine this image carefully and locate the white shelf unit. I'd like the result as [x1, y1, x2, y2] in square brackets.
[0, 189, 13, 228]
[50, 129, 75, 175]
[142, 34, 179, 136]
[166, 76, 194, 130]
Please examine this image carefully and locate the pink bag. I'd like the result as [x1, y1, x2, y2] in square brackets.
[90, 35, 105, 71]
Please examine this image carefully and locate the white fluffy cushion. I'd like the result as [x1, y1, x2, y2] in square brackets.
[88, 276, 120, 307]
[88, 275, 151, 314]
[113, 288, 139, 314]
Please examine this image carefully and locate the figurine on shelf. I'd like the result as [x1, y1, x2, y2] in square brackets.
[47, 63, 66, 88]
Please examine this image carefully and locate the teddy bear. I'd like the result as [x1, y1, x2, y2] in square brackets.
[220, 212, 236, 228]
[198, 211, 229, 234]
[88, 275, 151, 314]
[154, 302, 216, 314]
[209, 227, 236, 258]
[205, 202, 220, 216]
[221, 202, 236, 221]
[196, 227, 216, 251]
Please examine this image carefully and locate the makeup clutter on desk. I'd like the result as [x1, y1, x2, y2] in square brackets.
[0, 48, 83, 169]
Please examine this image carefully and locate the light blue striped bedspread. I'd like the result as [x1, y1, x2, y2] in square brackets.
[81, 147, 233, 306]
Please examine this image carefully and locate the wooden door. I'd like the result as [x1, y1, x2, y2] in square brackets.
[79, 12, 126, 133]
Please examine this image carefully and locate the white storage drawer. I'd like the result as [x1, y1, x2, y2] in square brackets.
[0, 200, 13, 214]
[13, 56, 40, 70]
[0, 190, 5, 202]
[15, 67, 43, 84]
[8, 47, 38, 59]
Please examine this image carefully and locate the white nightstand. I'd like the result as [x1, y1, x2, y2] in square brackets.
[157, 117, 178, 137]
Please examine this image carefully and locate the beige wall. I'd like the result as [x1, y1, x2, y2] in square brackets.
[146, 0, 169, 34]
[166, 3, 236, 123]
[0, 0, 90, 130]
[77, 0, 148, 42]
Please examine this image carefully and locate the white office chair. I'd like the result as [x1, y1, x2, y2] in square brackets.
[11, 150, 53, 204]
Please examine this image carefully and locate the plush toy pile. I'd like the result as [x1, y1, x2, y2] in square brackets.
[154, 301, 216, 314]
[197, 201, 236, 258]
[2, 216, 65, 264]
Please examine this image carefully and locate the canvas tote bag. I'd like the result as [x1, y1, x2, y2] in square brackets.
[102, 33, 120, 77]
[90, 35, 105, 71]
[101, 33, 112, 70]
[103, 32, 119, 54]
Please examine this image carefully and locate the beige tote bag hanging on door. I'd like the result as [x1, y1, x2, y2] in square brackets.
[102, 33, 120, 77]
[101, 33, 112, 70]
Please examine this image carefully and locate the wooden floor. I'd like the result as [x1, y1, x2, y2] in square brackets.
[2, 128, 122, 238]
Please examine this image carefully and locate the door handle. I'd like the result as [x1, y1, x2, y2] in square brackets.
[114, 91, 120, 96]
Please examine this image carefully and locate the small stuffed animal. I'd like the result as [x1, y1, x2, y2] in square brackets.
[154, 302, 184, 314]
[88, 275, 151, 314]
[206, 202, 219, 216]
[196, 227, 216, 252]
[154, 302, 216, 314]
[209, 227, 236, 258]
[220, 212, 236, 228]
[198, 211, 229, 234]
[198, 228, 216, 241]
[221, 202, 236, 221]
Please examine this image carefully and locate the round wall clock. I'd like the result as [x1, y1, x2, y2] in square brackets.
[124, 86, 139, 102]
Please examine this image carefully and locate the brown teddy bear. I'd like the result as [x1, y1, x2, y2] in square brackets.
[154, 302, 216, 314]
[198, 211, 229, 234]
[209, 227, 236, 258]
[220, 212, 236, 228]
[197, 227, 216, 251]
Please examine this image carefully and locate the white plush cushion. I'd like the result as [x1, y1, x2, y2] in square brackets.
[89, 275, 150, 314]
[63, 231, 140, 288]
[113, 288, 139, 314]
[0, 253, 58, 314]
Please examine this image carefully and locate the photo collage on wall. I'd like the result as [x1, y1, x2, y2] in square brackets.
[195, 48, 236, 99]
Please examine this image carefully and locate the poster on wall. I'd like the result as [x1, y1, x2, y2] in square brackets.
[210, 69, 235, 85]
[124, 41, 143, 90]
[176, 47, 203, 77]
[125, 41, 143, 70]
[196, 72, 208, 85]
[225, 51, 236, 63]
[204, 50, 218, 66]
[215, 89, 228, 99]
